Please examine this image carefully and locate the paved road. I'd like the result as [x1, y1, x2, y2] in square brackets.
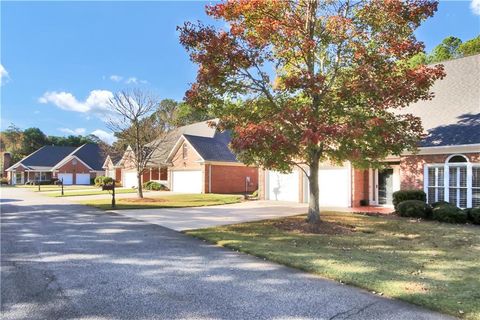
[1, 187, 452, 319]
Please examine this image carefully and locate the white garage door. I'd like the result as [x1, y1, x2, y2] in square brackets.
[58, 173, 73, 185]
[267, 170, 299, 202]
[123, 171, 138, 188]
[318, 166, 350, 207]
[76, 173, 91, 185]
[172, 171, 202, 193]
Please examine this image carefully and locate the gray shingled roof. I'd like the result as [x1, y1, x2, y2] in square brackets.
[7, 144, 105, 171]
[398, 54, 480, 147]
[148, 120, 218, 165]
[183, 131, 238, 162]
[21, 146, 76, 169]
[72, 144, 105, 171]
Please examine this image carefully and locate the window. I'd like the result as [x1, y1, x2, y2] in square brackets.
[424, 154, 479, 208]
[182, 144, 188, 160]
[473, 166, 480, 208]
[427, 166, 444, 204]
[449, 166, 467, 208]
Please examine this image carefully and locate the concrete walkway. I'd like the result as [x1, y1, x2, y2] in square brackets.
[1, 187, 452, 319]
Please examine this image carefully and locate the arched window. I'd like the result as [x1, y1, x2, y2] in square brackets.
[446, 154, 468, 163]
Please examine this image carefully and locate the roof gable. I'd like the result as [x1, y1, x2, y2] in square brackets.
[71, 144, 105, 171]
[183, 131, 238, 163]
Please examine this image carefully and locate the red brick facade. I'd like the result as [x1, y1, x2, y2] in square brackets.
[400, 152, 480, 189]
[351, 169, 369, 207]
[57, 158, 94, 184]
[208, 164, 258, 194]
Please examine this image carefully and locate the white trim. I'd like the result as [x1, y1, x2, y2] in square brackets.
[102, 155, 114, 169]
[53, 155, 93, 171]
[402, 144, 480, 156]
[166, 135, 205, 163]
[6, 163, 31, 171]
[446, 154, 470, 163]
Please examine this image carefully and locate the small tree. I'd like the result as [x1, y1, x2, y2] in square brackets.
[107, 89, 172, 198]
[179, 0, 445, 223]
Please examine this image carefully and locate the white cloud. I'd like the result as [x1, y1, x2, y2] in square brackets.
[91, 129, 116, 144]
[0, 64, 10, 85]
[125, 77, 138, 84]
[38, 90, 114, 115]
[472, 0, 480, 15]
[109, 74, 123, 82]
[59, 127, 86, 135]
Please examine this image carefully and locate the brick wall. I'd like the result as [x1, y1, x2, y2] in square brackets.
[57, 158, 93, 184]
[170, 141, 203, 170]
[209, 164, 258, 194]
[351, 168, 368, 207]
[115, 168, 122, 183]
[400, 152, 480, 189]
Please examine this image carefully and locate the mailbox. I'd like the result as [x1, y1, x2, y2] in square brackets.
[102, 184, 114, 191]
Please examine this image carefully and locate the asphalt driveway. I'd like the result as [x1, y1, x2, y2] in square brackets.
[1, 187, 452, 319]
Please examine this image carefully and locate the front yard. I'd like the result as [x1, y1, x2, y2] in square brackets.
[81, 194, 243, 210]
[44, 188, 138, 197]
[186, 211, 480, 319]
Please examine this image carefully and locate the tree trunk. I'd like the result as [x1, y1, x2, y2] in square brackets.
[137, 173, 143, 198]
[307, 152, 321, 224]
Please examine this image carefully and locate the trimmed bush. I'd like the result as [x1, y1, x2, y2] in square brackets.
[0, 177, 8, 185]
[431, 201, 450, 208]
[251, 189, 259, 198]
[465, 208, 480, 225]
[397, 200, 431, 219]
[95, 176, 113, 187]
[392, 190, 426, 210]
[432, 204, 467, 224]
[143, 181, 168, 191]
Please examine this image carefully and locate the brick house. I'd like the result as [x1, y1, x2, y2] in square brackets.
[259, 54, 480, 209]
[6, 144, 105, 185]
[107, 120, 258, 194]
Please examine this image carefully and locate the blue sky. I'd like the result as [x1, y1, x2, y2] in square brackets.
[1, 1, 479, 144]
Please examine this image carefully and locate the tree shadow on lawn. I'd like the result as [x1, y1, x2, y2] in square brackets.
[187, 212, 480, 319]
[1, 202, 454, 320]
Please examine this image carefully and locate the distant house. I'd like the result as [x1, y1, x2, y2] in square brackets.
[107, 120, 258, 194]
[6, 144, 105, 185]
[259, 54, 480, 209]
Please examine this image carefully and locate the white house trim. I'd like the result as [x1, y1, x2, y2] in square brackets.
[166, 135, 205, 163]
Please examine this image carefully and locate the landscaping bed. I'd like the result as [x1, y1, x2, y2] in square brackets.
[185, 211, 480, 319]
[81, 194, 243, 210]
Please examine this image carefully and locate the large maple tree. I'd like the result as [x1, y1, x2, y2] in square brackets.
[179, 0, 445, 223]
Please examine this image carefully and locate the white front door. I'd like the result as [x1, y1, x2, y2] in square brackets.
[123, 171, 138, 188]
[172, 170, 202, 193]
[75, 173, 91, 185]
[58, 173, 73, 185]
[267, 170, 300, 202]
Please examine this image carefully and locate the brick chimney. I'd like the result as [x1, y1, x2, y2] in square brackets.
[2, 152, 11, 178]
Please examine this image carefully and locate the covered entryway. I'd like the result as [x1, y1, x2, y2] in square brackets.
[123, 171, 138, 188]
[75, 173, 91, 185]
[266, 170, 300, 202]
[58, 173, 73, 185]
[172, 170, 202, 193]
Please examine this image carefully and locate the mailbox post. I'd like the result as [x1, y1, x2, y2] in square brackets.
[102, 183, 115, 208]
[61, 178, 64, 196]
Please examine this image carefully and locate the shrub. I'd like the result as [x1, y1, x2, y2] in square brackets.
[392, 190, 426, 210]
[431, 201, 450, 208]
[359, 199, 369, 206]
[465, 207, 480, 225]
[397, 200, 431, 219]
[432, 204, 467, 224]
[95, 176, 113, 187]
[251, 189, 259, 198]
[143, 181, 168, 191]
[0, 177, 8, 185]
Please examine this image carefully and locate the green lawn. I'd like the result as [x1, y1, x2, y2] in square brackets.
[81, 193, 243, 210]
[44, 188, 138, 197]
[185, 212, 480, 319]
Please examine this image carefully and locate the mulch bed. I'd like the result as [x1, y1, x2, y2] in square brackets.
[122, 198, 166, 203]
[274, 217, 355, 235]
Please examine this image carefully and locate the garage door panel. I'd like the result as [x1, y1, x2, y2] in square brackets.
[58, 173, 73, 185]
[123, 172, 138, 188]
[172, 171, 202, 193]
[318, 167, 350, 207]
[267, 171, 299, 202]
[76, 173, 90, 185]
